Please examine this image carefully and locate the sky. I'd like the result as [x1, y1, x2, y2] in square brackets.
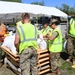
[22, 0, 75, 7]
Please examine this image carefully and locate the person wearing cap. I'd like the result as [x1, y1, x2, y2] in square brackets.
[46, 19, 62, 75]
[15, 13, 38, 75]
[66, 16, 75, 68]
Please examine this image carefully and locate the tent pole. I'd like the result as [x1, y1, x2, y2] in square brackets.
[4, 14, 8, 25]
[66, 16, 69, 32]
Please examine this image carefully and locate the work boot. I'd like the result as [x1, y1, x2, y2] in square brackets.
[72, 65, 75, 68]
[72, 59, 75, 68]
[73, 60, 75, 65]
[66, 58, 70, 62]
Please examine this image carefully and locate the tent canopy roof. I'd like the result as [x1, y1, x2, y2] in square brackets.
[0, 1, 68, 18]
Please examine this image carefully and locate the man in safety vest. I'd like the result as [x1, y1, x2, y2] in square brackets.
[15, 13, 38, 75]
[46, 19, 62, 75]
[67, 17, 75, 67]
[0, 23, 7, 67]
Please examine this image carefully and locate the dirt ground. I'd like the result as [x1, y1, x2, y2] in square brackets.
[0, 65, 16, 75]
[0, 61, 75, 75]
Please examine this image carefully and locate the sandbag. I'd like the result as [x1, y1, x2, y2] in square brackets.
[2, 31, 17, 54]
[37, 34, 47, 50]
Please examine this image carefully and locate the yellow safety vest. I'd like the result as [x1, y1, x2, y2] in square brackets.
[40, 26, 52, 36]
[16, 21, 23, 27]
[40, 26, 53, 48]
[17, 23, 38, 53]
[49, 27, 62, 52]
[69, 18, 75, 38]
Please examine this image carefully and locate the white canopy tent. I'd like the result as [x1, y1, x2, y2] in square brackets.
[0, 1, 68, 38]
[0, 1, 68, 19]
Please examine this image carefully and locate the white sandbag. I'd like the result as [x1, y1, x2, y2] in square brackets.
[2, 32, 17, 54]
[37, 34, 47, 50]
[39, 40, 47, 50]
[37, 34, 43, 44]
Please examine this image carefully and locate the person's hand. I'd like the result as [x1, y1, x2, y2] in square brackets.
[44, 38, 48, 40]
[43, 35, 46, 38]
[38, 34, 40, 38]
[47, 32, 50, 35]
[45, 32, 50, 38]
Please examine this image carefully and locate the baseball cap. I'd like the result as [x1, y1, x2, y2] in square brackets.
[50, 19, 58, 25]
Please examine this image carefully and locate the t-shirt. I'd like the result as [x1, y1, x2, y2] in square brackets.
[52, 31, 59, 38]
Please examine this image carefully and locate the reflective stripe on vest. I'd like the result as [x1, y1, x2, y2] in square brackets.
[42, 26, 50, 33]
[70, 19, 73, 25]
[70, 19, 75, 29]
[69, 18, 75, 37]
[19, 25, 37, 43]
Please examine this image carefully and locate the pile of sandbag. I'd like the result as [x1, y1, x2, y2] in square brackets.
[2, 31, 17, 54]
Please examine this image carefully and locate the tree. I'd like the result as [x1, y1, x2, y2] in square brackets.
[31, 1, 45, 6]
[56, 4, 75, 15]
[69, 7, 75, 15]
[0, 0, 21, 2]
[61, 4, 70, 15]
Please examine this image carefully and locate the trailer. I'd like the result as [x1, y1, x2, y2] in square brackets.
[1, 46, 51, 75]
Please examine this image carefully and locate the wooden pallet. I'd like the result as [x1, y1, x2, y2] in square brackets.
[1, 46, 20, 61]
[1, 46, 51, 75]
[37, 49, 51, 75]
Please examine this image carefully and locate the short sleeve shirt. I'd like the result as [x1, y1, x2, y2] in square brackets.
[52, 31, 59, 38]
[16, 29, 19, 36]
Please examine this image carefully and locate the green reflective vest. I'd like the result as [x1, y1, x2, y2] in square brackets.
[69, 18, 75, 38]
[40, 26, 52, 36]
[16, 21, 22, 26]
[49, 27, 62, 52]
[40, 26, 53, 49]
[17, 23, 38, 53]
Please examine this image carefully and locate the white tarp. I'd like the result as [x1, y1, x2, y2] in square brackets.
[0, 1, 68, 18]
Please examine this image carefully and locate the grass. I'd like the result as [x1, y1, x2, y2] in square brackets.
[60, 38, 75, 75]
[60, 52, 75, 75]
[60, 61, 75, 75]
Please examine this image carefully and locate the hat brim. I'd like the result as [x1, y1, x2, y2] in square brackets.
[49, 21, 59, 26]
[49, 22, 54, 26]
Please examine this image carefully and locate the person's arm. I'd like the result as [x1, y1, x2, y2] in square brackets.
[46, 35, 55, 41]
[46, 32, 58, 41]
[15, 35, 20, 52]
[14, 29, 20, 52]
[43, 30, 52, 40]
